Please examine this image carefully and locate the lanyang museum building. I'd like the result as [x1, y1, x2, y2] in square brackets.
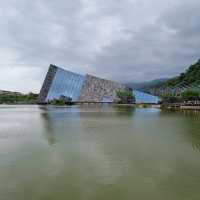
[38, 64, 160, 104]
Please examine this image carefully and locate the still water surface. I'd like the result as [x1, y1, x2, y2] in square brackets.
[0, 105, 200, 200]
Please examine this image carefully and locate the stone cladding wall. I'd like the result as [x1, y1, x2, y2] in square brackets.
[78, 74, 126, 102]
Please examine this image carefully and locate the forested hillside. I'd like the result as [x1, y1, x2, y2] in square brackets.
[154, 59, 200, 88]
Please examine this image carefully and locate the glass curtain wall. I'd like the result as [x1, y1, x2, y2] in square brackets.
[133, 90, 160, 104]
[46, 68, 85, 102]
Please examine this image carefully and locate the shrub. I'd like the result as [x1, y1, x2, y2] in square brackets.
[181, 90, 200, 101]
[160, 95, 182, 104]
[116, 90, 135, 104]
[0, 92, 38, 104]
[48, 96, 73, 105]
[49, 99, 66, 105]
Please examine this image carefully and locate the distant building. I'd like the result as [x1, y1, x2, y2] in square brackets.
[38, 64, 160, 104]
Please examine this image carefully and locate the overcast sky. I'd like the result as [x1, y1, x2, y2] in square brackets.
[0, 0, 200, 92]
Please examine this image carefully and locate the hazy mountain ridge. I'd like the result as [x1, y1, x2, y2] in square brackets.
[159, 59, 200, 88]
[126, 78, 168, 92]
[127, 59, 200, 92]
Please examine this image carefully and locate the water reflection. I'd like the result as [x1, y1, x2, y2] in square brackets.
[112, 105, 135, 116]
[40, 107, 57, 146]
[181, 112, 200, 152]
[160, 109, 200, 152]
[1, 106, 200, 199]
[39, 106, 82, 146]
[39, 105, 200, 155]
[39, 105, 135, 145]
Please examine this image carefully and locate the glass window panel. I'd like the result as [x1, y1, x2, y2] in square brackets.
[133, 90, 160, 104]
[46, 68, 85, 102]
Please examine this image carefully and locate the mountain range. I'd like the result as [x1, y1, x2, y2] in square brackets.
[127, 59, 200, 92]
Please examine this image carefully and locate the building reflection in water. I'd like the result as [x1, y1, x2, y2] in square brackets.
[39, 105, 136, 146]
[39, 105, 200, 153]
[40, 106, 57, 146]
[39, 106, 81, 146]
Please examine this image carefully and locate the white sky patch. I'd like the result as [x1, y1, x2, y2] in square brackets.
[0, 67, 44, 93]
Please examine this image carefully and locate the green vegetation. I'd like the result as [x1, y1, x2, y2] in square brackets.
[0, 92, 38, 104]
[116, 90, 135, 104]
[161, 96, 182, 104]
[48, 99, 74, 105]
[139, 58, 200, 106]
[181, 90, 200, 101]
[48, 96, 74, 105]
[154, 59, 200, 88]
[48, 99, 67, 105]
[161, 89, 200, 104]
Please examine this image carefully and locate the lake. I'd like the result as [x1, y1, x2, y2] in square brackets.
[0, 105, 200, 200]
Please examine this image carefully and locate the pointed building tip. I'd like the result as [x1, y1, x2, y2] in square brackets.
[49, 64, 58, 69]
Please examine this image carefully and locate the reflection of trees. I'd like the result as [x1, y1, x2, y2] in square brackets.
[179, 109, 200, 119]
[185, 114, 200, 152]
[78, 104, 135, 119]
[161, 109, 200, 152]
[112, 105, 135, 117]
[160, 109, 200, 119]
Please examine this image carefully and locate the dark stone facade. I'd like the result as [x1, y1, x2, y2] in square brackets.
[78, 74, 127, 102]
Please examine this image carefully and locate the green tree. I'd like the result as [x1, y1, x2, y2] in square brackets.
[160, 95, 182, 104]
[181, 90, 200, 101]
[0, 92, 38, 104]
[116, 90, 135, 104]
[49, 99, 66, 105]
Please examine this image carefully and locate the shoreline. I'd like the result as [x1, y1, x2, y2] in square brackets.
[1, 103, 200, 111]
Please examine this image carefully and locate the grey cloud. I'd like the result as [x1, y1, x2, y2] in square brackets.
[91, 0, 200, 82]
[0, 0, 199, 92]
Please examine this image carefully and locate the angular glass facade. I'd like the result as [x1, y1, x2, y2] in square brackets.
[133, 90, 160, 104]
[46, 68, 85, 102]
